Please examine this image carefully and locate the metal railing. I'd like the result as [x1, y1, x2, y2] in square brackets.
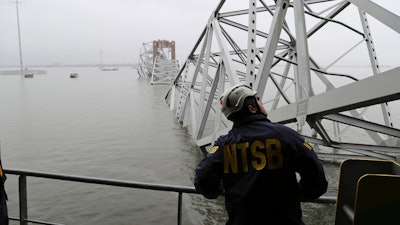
[4, 168, 336, 225]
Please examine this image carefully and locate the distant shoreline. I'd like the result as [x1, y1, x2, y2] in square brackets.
[0, 64, 136, 68]
[0, 64, 395, 69]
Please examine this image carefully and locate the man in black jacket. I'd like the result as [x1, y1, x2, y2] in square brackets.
[0, 158, 8, 225]
[194, 84, 327, 225]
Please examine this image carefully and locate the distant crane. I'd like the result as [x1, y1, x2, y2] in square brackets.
[15, 0, 24, 72]
[0, 1, 46, 76]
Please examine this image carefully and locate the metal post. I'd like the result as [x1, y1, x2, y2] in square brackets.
[177, 192, 183, 225]
[19, 175, 28, 225]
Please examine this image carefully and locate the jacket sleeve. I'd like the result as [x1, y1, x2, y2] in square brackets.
[194, 146, 224, 199]
[292, 136, 328, 200]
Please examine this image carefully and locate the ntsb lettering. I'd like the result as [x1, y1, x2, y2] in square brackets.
[224, 138, 283, 173]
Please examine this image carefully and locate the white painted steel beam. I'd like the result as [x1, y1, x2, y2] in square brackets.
[294, 0, 313, 100]
[255, 0, 290, 98]
[269, 67, 400, 123]
[349, 0, 400, 34]
[196, 66, 220, 139]
[164, 0, 400, 159]
[324, 114, 400, 138]
[195, 24, 214, 139]
[246, 0, 257, 87]
[212, 19, 240, 85]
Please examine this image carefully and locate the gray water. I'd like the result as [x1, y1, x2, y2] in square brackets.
[0, 67, 339, 225]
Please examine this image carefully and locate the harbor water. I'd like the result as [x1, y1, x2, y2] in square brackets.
[0, 67, 339, 225]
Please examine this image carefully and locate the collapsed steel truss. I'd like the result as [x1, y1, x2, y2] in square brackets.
[165, 0, 400, 161]
[137, 40, 180, 85]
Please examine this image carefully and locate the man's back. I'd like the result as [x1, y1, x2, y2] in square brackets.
[195, 85, 327, 225]
[195, 114, 327, 225]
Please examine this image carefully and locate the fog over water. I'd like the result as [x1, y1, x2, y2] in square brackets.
[0, 67, 340, 224]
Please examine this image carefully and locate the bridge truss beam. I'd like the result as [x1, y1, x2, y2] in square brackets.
[166, 0, 400, 161]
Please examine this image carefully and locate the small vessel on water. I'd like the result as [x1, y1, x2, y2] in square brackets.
[99, 49, 119, 71]
[101, 67, 119, 71]
[23, 73, 33, 78]
[70, 72, 79, 78]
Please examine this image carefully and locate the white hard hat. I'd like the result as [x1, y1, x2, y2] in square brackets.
[219, 84, 257, 119]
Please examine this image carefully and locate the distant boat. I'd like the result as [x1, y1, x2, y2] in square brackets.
[101, 67, 119, 71]
[24, 73, 34, 78]
[99, 49, 118, 71]
[70, 72, 79, 78]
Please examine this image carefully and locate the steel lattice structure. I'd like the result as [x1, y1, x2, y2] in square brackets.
[137, 40, 180, 84]
[165, 0, 400, 161]
[137, 41, 155, 78]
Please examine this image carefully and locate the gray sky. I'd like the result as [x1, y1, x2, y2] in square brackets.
[0, 0, 219, 66]
[0, 0, 399, 67]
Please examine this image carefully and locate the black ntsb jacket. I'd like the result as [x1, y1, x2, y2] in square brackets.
[194, 114, 328, 225]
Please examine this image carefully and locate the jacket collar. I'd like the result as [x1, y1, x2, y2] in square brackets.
[232, 113, 270, 127]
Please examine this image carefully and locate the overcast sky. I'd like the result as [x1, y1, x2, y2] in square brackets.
[0, 0, 221, 66]
[0, 0, 399, 67]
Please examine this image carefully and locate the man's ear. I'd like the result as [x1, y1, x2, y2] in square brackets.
[248, 104, 257, 113]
